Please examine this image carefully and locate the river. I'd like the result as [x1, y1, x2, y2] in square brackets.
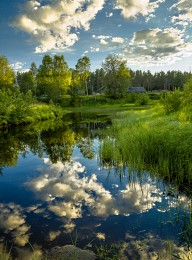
[0, 112, 191, 259]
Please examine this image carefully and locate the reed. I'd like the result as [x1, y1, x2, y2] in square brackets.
[100, 108, 192, 188]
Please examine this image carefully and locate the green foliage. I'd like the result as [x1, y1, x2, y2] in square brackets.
[71, 56, 91, 95]
[130, 69, 191, 91]
[102, 54, 131, 98]
[0, 88, 64, 127]
[126, 93, 137, 103]
[0, 244, 12, 260]
[96, 244, 121, 260]
[0, 88, 33, 125]
[17, 70, 35, 94]
[135, 93, 149, 105]
[36, 54, 71, 101]
[179, 78, 192, 122]
[160, 89, 181, 114]
[100, 109, 192, 186]
[0, 55, 14, 91]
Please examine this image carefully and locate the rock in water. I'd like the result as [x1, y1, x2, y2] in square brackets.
[48, 245, 96, 260]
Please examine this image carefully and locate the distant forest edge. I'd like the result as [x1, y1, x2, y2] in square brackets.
[0, 53, 192, 127]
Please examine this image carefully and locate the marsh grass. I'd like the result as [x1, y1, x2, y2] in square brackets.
[100, 108, 192, 188]
[96, 243, 121, 260]
[0, 244, 12, 260]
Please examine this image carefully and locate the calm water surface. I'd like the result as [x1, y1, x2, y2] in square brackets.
[0, 113, 191, 258]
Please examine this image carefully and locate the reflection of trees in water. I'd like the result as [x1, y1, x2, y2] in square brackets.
[41, 127, 76, 163]
[0, 113, 110, 170]
[0, 131, 27, 170]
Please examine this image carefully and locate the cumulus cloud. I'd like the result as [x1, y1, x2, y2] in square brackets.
[11, 0, 105, 53]
[96, 232, 106, 240]
[48, 230, 61, 241]
[26, 159, 163, 223]
[89, 34, 128, 53]
[115, 0, 165, 20]
[88, 26, 192, 67]
[10, 62, 25, 71]
[0, 203, 30, 246]
[171, 0, 192, 26]
[123, 27, 192, 66]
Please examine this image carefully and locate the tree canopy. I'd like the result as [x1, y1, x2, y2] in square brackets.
[73, 56, 91, 95]
[0, 55, 15, 91]
[36, 54, 71, 100]
[102, 54, 131, 98]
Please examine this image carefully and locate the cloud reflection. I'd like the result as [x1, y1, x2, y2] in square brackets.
[0, 203, 30, 246]
[26, 159, 163, 223]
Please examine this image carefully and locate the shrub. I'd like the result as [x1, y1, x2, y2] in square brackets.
[126, 93, 137, 103]
[160, 89, 181, 114]
[135, 93, 149, 105]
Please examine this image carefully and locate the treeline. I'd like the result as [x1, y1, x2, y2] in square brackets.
[15, 54, 192, 101]
[130, 70, 191, 91]
[16, 54, 131, 100]
[1, 52, 192, 126]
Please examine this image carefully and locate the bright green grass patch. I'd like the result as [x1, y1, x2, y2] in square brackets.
[100, 108, 192, 186]
[67, 101, 156, 115]
[0, 101, 64, 127]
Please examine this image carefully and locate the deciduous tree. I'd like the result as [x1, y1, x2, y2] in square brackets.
[102, 54, 131, 98]
[0, 55, 14, 91]
[75, 56, 91, 95]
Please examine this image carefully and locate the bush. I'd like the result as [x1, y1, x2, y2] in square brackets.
[135, 93, 150, 105]
[0, 89, 64, 127]
[160, 89, 181, 114]
[126, 93, 137, 103]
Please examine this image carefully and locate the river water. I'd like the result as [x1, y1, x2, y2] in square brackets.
[0, 112, 191, 259]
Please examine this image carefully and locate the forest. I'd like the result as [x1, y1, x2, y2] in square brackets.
[0, 53, 192, 127]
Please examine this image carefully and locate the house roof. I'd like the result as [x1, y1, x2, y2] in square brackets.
[128, 87, 147, 93]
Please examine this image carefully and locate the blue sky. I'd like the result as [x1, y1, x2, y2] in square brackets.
[0, 0, 192, 72]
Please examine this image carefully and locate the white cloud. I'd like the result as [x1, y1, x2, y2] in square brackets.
[0, 203, 30, 246]
[90, 27, 192, 67]
[105, 12, 113, 18]
[171, 0, 192, 26]
[26, 158, 163, 221]
[48, 231, 61, 241]
[100, 39, 108, 45]
[112, 37, 125, 43]
[123, 27, 192, 67]
[90, 35, 128, 53]
[96, 232, 106, 240]
[115, 0, 165, 20]
[90, 47, 100, 52]
[10, 62, 25, 71]
[11, 0, 105, 53]
[131, 28, 184, 47]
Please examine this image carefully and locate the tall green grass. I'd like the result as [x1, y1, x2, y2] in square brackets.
[0, 245, 11, 260]
[100, 108, 192, 187]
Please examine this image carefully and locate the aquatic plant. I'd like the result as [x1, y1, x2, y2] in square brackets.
[100, 108, 192, 189]
[0, 244, 12, 260]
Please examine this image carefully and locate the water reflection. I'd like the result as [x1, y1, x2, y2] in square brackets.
[24, 158, 192, 248]
[0, 113, 106, 171]
[26, 158, 191, 219]
[0, 113, 191, 258]
[0, 203, 30, 246]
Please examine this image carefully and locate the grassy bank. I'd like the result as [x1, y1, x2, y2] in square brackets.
[100, 107, 192, 188]
[0, 89, 64, 128]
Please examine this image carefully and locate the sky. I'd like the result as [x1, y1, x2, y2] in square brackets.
[0, 0, 192, 72]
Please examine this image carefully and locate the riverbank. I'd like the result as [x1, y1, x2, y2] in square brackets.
[100, 107, 192, 191]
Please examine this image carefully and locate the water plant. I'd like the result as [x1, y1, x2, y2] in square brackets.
[0, 244, 12, 260]
[96, 243, 121, 260]
[100, 108, 192, 190]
